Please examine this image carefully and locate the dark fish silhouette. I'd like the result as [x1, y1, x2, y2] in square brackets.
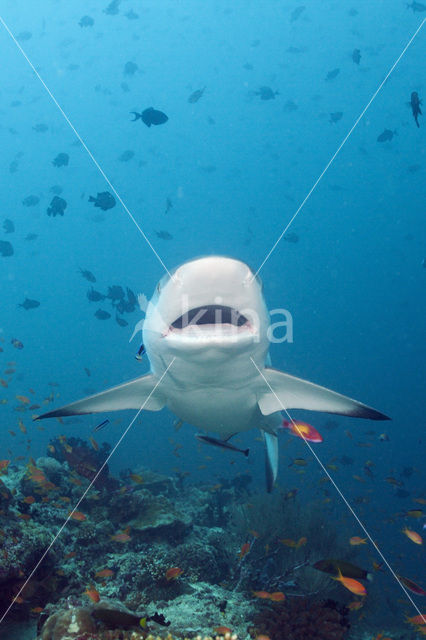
[0, 241, 13, 257]
[79, 268, 96, 282]
[131, 107, 169, 127]
[119, 150, 134, 162]
[325, 68, 340, 81]
[329, 112, 343, 123]
[196, 434, 249, 457]
[22, 195, 40, 207]
[87, 287, 106, 302]
[25, 233, 38, 241]
[95, 309, 111, 320]
[290, 5, 306, 21]
[410, 91, 422, 128]
[313, 559, 372, 581]
[115, 314, 128, 327]
[89, 191, 116, 210]
[406, 1, 426, 11]
[188, 86, 206, 103]
[79, 15, 94, 27]
[107, 285, 125, 302]
[3, 219, 14, 233]
[255, 86, 279, 100]
[124, 61, 138, 76]
[352, 48, 361, 64]
[47, 195, 67, 217]
[377, 129, 396, 142]
[32, 123, 48, 133]
[52, 153, 69, 167]
[104, 0, 120, 15]
[155, 230, 173, 240]
[19, 298, 40, 310]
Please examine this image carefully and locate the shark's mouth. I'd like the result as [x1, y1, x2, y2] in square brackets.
[170, 305, 249, 330]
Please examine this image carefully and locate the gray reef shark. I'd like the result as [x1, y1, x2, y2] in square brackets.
[36, 256, 389, 491]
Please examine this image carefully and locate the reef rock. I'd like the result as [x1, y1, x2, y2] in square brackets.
[40, 606, 96, 639]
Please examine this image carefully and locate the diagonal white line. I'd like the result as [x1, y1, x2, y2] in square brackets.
[253, 18, 426, 280]
[250, 357, 423, 617]
[0, 358, 175, 625]
[0, 15, 172, 279]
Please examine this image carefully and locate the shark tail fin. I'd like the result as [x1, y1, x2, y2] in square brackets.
[257, 368, 389, 420]
[34, 373, 165, 420]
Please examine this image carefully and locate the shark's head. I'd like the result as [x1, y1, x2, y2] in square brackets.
[143, 256, 270, 368]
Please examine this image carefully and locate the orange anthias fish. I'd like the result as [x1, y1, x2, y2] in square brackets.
[0, 460, 10, 474]
[253, 590, 285, 602]
[279, 536, 307, 549]
[95, 568, 114, 578]
[165, 567, 183, 581]
[350, 536, 367, 546]
[238, 542, 251, 559]
[402, 527, 423, 545]
[213, 627, 232, 635]
[281, 420, 323, 443]
[406, 614, 426, 626]
[110, 532, 132, 543]
[69, 511, 87, 522]
[84, 586, 100, 603]
[333, 569, 367, 596]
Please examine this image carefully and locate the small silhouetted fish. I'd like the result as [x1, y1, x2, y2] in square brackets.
[126, 287, 137, 306]
[107, 285, 125, 301]
[290, 5, 306, 21]
[79, 268, 96, 282]
[408, 164, 421, 174]
[22, 195, 40, 207]
[284, 100, 298, 112]
[116, 314, 128, 327]
[104, 0, 121, 15]
[47, 195, 67, 217]
[165, 197, 173, 214]
[124, 61, 138, 76]
[326, 68, 340, 81]
[329, 112, 343, 123]
[11, 338, 23, 349]
[196, 434, 249, 457]
[93, 419, 110, 432]
[19, 298, 40, 310]
[79, 15, 94, 27]
[119, 150, 134, 162]
[243, 62, 253, 70]
[284, 232, 299, 244]
[33, 123, 48, 133]
[131, 107, 169, 127]
[52, 153, 69, 167]
[87, 287, 105, 302]
[50, 185, 63, 195]
[95, 309, 111, 320]
[255, 86, 279, 100]
[9, 160, 19, 173]
[395, 489, 410, 499]
[188, 86, 206, 103]
[25, 233, 38, 241]
[407, 1, 426, 11]
[377, 129, 395, 142]
[286, 46, 307, 54]
[155, 230, 173, 240]
[89, 191, 116, 210]
[126, 9, 138, 19]
[352, 48, 361, 65]
[3, 219, 14, 233]
[17, 31, 32, 41]
[0, 241, 13, 257]
[410, 91, 422, 128]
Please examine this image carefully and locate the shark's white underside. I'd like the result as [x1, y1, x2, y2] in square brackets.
[36, 256, 389, 491]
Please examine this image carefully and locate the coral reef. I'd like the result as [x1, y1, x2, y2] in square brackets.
[250, 597, 350, 640]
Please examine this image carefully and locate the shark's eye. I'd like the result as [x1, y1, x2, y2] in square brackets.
[157, 283, 161, 293]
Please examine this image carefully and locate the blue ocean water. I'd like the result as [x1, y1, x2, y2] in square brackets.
[0, 0, 425, 637]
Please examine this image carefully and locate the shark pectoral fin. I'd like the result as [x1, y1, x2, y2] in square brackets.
[257, 368, 389, 420]
[262, 430, 278, 493]
[35, 374, 165, 420]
